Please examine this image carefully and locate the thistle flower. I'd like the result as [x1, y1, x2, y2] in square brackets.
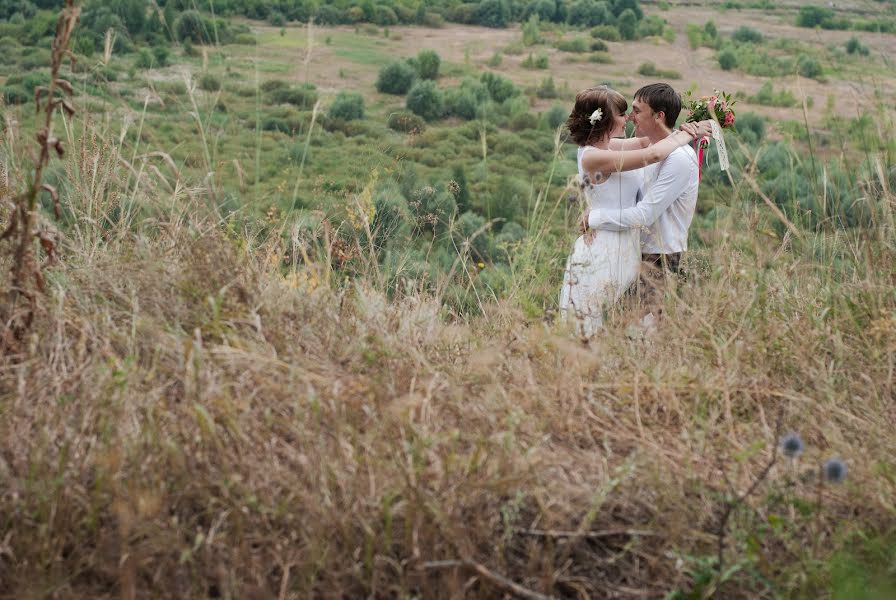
[780, 432, 804, 459]
[823, 458, 847, 484]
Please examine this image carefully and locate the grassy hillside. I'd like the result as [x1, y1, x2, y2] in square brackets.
[1, 1, 895, 598]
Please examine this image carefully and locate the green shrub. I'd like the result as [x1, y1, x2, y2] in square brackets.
[718, 48, 738, 70]
[2, 85, 28, 105]
[590, 25, 621, 41]
[387, 111, 426, 133]
[376, 61, 416, 95]
[261, 79, 288, 93]
[535, 76, 557, 99]
[588, 52, 613, 64]
[268, 84, 318, 108]
[486, 52, 502, 67]
[731, 26, 763, 43]
[636, 15, 666, 38]
[734, 112, 765, 144]
[135, 47, 154, 69]
[372, 184, 411, 250]
[521, 53, 549, 69]
[415, 49, 441, 80]
[406, 80, 445, 121]
[175, 10, 210, 44]
[525, 0, 559, 23]
[373, 5, 398, 26]
[446, 87, 484, 120]
[555, 38, 588, 53]
[845, 36, 869, 56]
[686, 24, 702, 49]
[543, 104, 567, 130]
[704, 20, 718, 40]
[328, 91, 364, 121]
[474, 0, 512, 28]
[568, 0, 612, 27]
[522, 14, 541, 45]
[798, 54, 823, 79]
[411, 185, 456, 233]
[152, 46, 170, 67]
[480, 71, 518, 103]
[618, 9, 638, 40]
[796, 6, 834, 28]
[589, 39, 608, 52]
[198, 73, 221, 92]
[637, 62, 681, 79]
[453, 211, 494, 262]
[750, 81, 798, 107]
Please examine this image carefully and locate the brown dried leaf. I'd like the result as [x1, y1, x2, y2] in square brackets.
[54, 78, 74, 96]
[61, 99, 75, 118]
[42, 184, 61, 219]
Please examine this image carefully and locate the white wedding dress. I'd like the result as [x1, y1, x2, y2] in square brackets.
[559, 146, 643, 337]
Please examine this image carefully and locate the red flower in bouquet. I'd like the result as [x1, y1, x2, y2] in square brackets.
[684, 89, 736, 128]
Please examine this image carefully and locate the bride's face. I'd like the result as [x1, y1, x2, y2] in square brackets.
[610, 109, 627, 138]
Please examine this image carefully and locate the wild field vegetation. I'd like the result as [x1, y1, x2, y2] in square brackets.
[1, 0, 895, 598]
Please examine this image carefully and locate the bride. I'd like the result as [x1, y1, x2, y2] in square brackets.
[559, 86, 704, 337]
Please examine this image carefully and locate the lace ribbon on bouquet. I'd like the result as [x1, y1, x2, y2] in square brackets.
[695, 121, 729, 180]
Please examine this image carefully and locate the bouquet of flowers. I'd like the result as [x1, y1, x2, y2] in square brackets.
[684, 89, 736, 131]
[684, 89, 735, 177]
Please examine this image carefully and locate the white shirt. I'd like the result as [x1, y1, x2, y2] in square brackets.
[587, 143, 699, 254]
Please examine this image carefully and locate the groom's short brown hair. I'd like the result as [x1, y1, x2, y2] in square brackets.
[634, 83, 681, 129]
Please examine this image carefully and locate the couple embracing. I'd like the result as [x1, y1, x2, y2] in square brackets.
[559, 83, 714, 337]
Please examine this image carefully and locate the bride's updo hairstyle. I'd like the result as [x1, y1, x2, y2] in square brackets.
[567, 86, 627, 146]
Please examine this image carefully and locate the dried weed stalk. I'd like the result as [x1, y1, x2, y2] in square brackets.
[1, 0, 80, 347]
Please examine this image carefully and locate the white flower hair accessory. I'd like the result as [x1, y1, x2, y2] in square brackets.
[589, 108, 603, 125]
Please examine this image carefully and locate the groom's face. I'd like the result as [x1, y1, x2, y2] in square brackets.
[629, 97, 663, 137]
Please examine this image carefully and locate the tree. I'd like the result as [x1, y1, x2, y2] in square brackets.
[328, 91, 365, 121]
[376, 61, 416, 95]
[617, 8, 638, 40]
[406, 80, 445, 122]
[717, 48, 737, 70]
[415, 50, 441, 80]
[474, 0, 511, 28]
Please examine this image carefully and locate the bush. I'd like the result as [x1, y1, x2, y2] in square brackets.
[521, 53, 549, 69]
[268, 84, 318, 108]
[415, 49, 441, 80]
[735, 112, 765, 144]
[568, 0, 612, 27]
[480, 71, 518, 103]
[590, 25, 621, 41]
[637, 62, 681, 79]
[453, 211, 493, 262]
[328, 91, 364, 121]
[387, 111, 426, 133]
[376, 61, 416, 95]
[751, 81, 798, 107]
[617, 9, 638, 40]
[556, 38, 588, 53]
[446, 88, 483, 120]
[845, 36, 869, 56]
[636, 15, 666, 38]
[372, 5, 398, 26]
[175, 10, 210, 44]
[152, 46, 170, 67]
[198, 73, 221, 92]
[543, 104, 567, 130]
[525, 0, 559, 23]
[135, 47, 154, 69]
[718, 48, 738, 70]
[2, 85, 28, 105]
[474, 0, 511, 28]
[406, 81, 445, 121]
[732, 26, 763, 43]
[535, 76, 557, 98]
[797, 6, 834, 28]
[589, 39, 608, 52]
[798, 54, 823, 79]
[522, 15, 541, 45]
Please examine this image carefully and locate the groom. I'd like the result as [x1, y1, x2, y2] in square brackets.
[584, 83, 706, 315]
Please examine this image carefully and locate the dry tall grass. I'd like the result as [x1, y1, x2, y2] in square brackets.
[2, 8, 896, 600]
